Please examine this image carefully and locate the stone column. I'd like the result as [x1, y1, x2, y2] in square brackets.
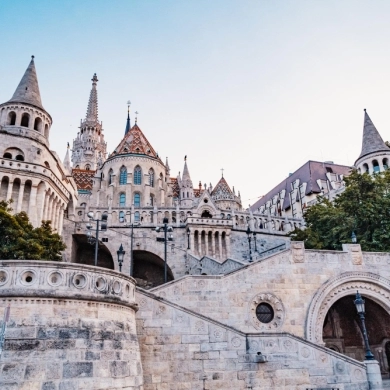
[58, 204, 64, 235]
[28, 184, 38, 226]
[211, 231, 216, 258]
[16, 181, 25, 213]
[218, 233, 222, 259]
[205, 232, 209, 257]
[6, 179, 14, 201]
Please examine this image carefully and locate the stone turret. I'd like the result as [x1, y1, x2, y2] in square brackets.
[0, 56, 52, 145]
[71, 74, 107, 171]
[355, 109, 390, 174]
[211, 175, 242, 211]
[180, 157, 194, 206]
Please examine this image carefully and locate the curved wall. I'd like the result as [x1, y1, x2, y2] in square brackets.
[0, 261, 143, 390]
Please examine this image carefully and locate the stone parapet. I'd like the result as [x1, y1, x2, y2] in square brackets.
[0, 261, 143, 390]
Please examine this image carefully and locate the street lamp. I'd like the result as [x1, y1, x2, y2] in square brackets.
[129, 222, 141, 277]
[351, 231, 357, 243]
[86, 211, 108, 267]
[246, 226, 253, 263]
[253, 231, 257, 252]
[354, 291, 375, 360]
[155, 217, 173, 283]
[117, 244, 125, 272]
[187, 227, 190, 249]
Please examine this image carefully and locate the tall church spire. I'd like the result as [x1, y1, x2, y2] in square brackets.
[7, 56, 44, 110]
[63, 143, 71, 174]
[86, 74, 99, 122]
[125, 101, 131, 135]
[357, 109, 389, 160]
[182, 156, 192, 185]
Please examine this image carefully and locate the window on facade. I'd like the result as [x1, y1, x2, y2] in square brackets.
[3, 153, 12, 159]
[255, 303, 274, 323]
[149, 168, 154, 187]
[363, 163, 369, 173]
[119, 193, 126, 207]
[149, 195, 154, 206]
[34, 117, 42, 132]
[325, 167, 333, 173]
[373, 160, 380, 173]
[134, 211, 140, 222]
[134, 193, 141, 207]
[15, 155, 24, 161]
[21, 113, 30, 128]
[108, 169, 114, 185]
[85, 164, 91, 170]
[383, 158, 389, 170]
[134, 166, 142, 185]
[119, 211, 125, 223]
[8, 112, 16, 126]
[119, 166, 127, 185]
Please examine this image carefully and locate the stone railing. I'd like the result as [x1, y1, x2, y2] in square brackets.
[186, 217, 234, 226]
[0, 260, 137, 310]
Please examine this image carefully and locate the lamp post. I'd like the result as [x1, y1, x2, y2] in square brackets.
[253, 231, 257, 252]
[354, 291, 375, 360]
[86, 212, 108, 267]
[117, 244, 125, 272]
[351, 231, 357, 244]
[187, 227, 191, 249]
[246, 226, 253, 263]
[155, 217, 173, 283]
[129, 222, 141, 277]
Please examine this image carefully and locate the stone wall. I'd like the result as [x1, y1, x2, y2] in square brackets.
[136, 289, 368, 390]
[0, 261, 143, 390]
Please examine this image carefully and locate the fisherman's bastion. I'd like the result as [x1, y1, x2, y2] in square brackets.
[0, 57, 389, 389]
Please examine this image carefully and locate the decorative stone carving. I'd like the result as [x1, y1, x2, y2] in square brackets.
[292, 241, 305, 263]
[342, 244, 363, 265]
[249, 292, 285, 330]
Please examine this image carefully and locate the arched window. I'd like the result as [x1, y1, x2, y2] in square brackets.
[119, 193, 126, 207]
[44, 124, 49, 138]
[108, 169, 114, 185]
[134, 193, 141, 207]
[363, 163, 369, 173]
[134, 211, 140, 222]
[149, 195, 154, 206]
[15, 155, 24, 161]
[34, 117, 42, 132]
[149, 168, 154, 187]
[119, 211, 125, 223]
[21, 113, 30, 128]
[7, 112, 16, 126]
[373, 160, 380, 173]
[383, 158, 389, 170]
[134, 166, 142, 185]
[85, 164, 91, 170]
[3, 153, 12, 159]
[119, 166, 127, 185]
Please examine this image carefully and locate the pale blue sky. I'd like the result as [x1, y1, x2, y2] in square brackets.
[1, 1, 390, 206]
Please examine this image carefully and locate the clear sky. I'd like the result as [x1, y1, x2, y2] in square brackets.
[1, 0, 390, 207]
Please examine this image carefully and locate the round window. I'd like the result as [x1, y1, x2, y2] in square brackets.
[255, 303, 274, 323]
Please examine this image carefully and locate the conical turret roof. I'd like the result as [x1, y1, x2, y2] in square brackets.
[112, 123, 161, 161]
[7, 56, 44, 110]
[211, 176, 233, 196]
[356, 109, 389, 162]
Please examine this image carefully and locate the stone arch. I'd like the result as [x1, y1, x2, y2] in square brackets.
[306, 271, 390, 345]
[7, 111, 16, 126]
[133, 249, 174, 288]
[20, 113, 30, 128]
[34, 117, 42, 132]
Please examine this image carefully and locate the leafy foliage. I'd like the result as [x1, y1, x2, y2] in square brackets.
[289, 170, 390, 252]
[0, 200, 66, 260]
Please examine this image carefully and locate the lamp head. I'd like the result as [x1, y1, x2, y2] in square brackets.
[246, 226, 251, 236]
[354, 290, 365, 314]
[87, 211, 94, 219]
[351, 231, 357, 243]
[163, 217, 169, 224]
[117, 244, 125, 263]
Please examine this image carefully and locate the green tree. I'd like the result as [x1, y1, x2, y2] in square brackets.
[289, 170, 390, 252]
[0, 200, 66, 260]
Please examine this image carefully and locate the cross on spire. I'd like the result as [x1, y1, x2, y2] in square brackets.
[135, 111, 139, 124]
[221, 168, 224, 177]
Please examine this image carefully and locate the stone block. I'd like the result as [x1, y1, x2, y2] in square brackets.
[63, 362, 93, 379]
[109, 361, 130, 378]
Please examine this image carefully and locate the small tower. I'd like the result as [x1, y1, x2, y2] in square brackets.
[211, 173, 242, 211]
[180, 156, 194, 206]
[71, 74, 107, 171]
[0, 56, 52, 144]
[355, 109, 390, 174]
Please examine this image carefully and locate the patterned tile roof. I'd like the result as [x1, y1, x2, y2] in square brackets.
[170, 177, 180, 198]
[72, 169, 95, 191]
[111, 124, 161, 162]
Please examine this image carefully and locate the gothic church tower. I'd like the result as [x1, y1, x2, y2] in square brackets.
[71, 74, 107, 170]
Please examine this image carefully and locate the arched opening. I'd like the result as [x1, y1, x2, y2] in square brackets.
[133, 166, 142, 185]
[383, 158, 389, 170]
[119, 193, 126, 207]
[133, 250, 174, 288]
[11, 178, 21, 210]
[201, 210, 212, 218]
[20, 113, 30, 128]
[134, 211, 140, 222]
[44, 124, 49, 138]
[34, 117, 42, 132]
[15, 155, 24, 161]
[149, 168, 154, 187]
[201, 231, 206, 256]
[3, 153, 12, 159]
[108, 169, 113, 185]
[363, 163, 369, 174]
[207, 231, 212, 256]
[22, 180, 32, 213]
[119, 211, 125, 223]
[194, 230, 199, 256]
[119, 166, 127, 185]
[134, 193, 141, 207]
[3, 148, 24, 161]
[323, 295, 390, 372]
[72, 234, 114, 270]
[7, 111, 16, 126]
[215, 231, 220, 258]
[372, 160, 380, 173]
[0, 176, 9, 200]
